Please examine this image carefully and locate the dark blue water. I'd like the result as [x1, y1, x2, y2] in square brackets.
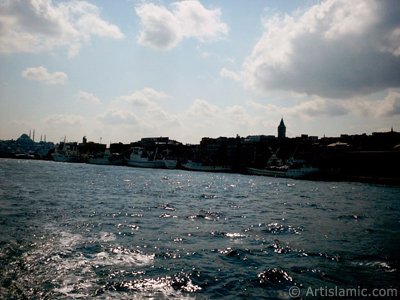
[1, 158, 399, 299]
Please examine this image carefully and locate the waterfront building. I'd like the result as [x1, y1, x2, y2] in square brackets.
[0, 133, 54, 158]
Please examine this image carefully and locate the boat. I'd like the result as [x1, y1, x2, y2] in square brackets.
[14, 152, 36, 159]
[87, 149, 124, 165]
[181, 160, 231, 172]
[162, 148, 178, 169]
[52, 141, 81, 163]
[164, 159, 178, 169]
[247, 149, 319, 179]
[247, 164, 319, 179]
[127, 147, 177, 169]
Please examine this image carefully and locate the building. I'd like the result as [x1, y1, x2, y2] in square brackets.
[0, 133, 54, 158]
[278, 118, 286, 139]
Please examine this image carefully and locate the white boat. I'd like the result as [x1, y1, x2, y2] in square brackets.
[87, 149, 124, 165]
[181, 160, 231, 172]
[247, 151, 319, 179]
[52, 142, 80, 163]
[127, 147, 176, 169]
[247, 165, 319, 179]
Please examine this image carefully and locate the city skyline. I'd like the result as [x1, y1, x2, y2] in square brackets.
[1, 0, 400, 144]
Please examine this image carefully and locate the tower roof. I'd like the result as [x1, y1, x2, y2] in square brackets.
[278, 118, 285, 127]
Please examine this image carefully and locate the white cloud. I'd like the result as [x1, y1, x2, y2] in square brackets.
[248, 89, 400, 120]
[135, 3, 181, 51]
[98, 109, 138, 125]
[135, 1, 228, 50]
[187, 98, 219, 118]
[243, 0, 400, 98]
[183, 99, 267, 140]
[22, 66, 67, 84]
[97, 95, 269, 143]
[78, 90, 100, 104]
[44, 113, 84, 126]
[220, 67, 241, 81]
[0, 0, 124, 57]
[173, 1, 228, 41]
[289, 99, 347, 118]
[377, 90, 400, 116]
[119, 87, 168, 107]
[343, 90, 400, 117]
[75, 11, 124, 39]
[97, 105, 182, 142]
[248, 98, 353, 121]
[113, 88, 179, 134]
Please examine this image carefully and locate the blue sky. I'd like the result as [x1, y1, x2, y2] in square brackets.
[1, 0, 399, 144]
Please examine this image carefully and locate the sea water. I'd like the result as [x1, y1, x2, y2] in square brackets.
[0, 158, 399, 299]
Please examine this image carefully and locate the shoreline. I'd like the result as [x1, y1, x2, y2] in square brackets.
[1, 156, 399, 186]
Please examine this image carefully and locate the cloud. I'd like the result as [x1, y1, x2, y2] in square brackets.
[249, 98, 353, 121]
[44, 113, 84, 125]
[344, 89, 400, 117]
[0, 0, 124, 57]
[119, 87, 168, 107]
[98, 109, 138, 125]
[22, 66, 67, 84]
[135, 1, 228, 50]
[184, 99, 267, 139]
[290, 99, 347, 118]
[78, 90, 100, 104]
[249, 89, 400, 120]
[113, 88, 179, 132]
[377, 90, 400, 116]
[243, 0, 400, 98]
[187, 98, 220, 118]
[220, 67, 241, 81]
[96, 95, 268, 143]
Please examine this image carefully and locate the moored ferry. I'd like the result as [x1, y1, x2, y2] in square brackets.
[247, 149, 319, 179]
[247, 164, 319, 179]
[87, 149, 125, 165]
[52, 141, 81, 163]
[127, 147, 177, 169]
[181, 160, 231, 172]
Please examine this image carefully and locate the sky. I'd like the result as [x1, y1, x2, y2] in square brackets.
[1, 0, 400, 145]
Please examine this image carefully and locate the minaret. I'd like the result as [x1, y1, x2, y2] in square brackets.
[278, 118, 286, 139]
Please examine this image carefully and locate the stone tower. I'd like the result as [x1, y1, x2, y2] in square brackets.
[278, 118, 286, 139]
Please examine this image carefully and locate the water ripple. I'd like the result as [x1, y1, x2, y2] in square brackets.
[1, 159, 399, 299]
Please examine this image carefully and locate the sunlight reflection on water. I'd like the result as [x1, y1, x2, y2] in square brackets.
[0, 159, 399, 299]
